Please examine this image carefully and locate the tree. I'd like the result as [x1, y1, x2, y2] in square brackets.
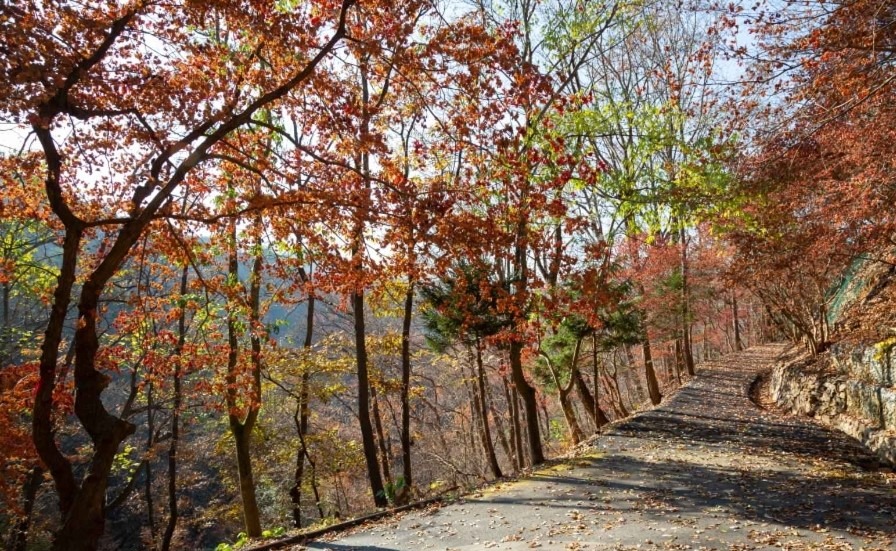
[2, 2, 355, 547]
[719, 0, 896, 352]
[422, 263, 510, 478]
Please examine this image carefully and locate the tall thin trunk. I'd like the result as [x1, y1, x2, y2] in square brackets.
[543, 340, 585, 445]
[604, 356, 630, 418]
[291, 403, 306, 528]
[664, 345, 674, 382]
[6, 466, 42, 551]
[558, 385, 584, 444]
[226, 219, 262, 538]
[576, 357, 608, 430]
[732, 290, 744, 352]
[399, 278, 414, 498]
[353, 289, 387, 507]
[34, 228, 80, 520]
[476, 341, 502, 478]
[487, 377, 513, 467]
[503, 378, 522, 471]
[161, 265, 189, 551]
[462, 370, 482, 474]
[509, 342, 543, 465]
[673, 341, 683, 385]
[354, 53, 387, 508]
[1, 281, 10, 366]
[371, 385, 393, 487]
[586, 336, 610, 428]
[642, 337, 662, 405]
[679, 226, 695, 376]
[623, 346, 646, 402]
[144, 379, 156, 541]
[290, 268, 315, 527]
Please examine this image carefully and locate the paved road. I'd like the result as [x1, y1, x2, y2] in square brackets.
[302, 345, 895, 550]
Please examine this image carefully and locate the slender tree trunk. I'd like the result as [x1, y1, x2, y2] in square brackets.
[398, 279, 414, 501]
[732, 290, 744, 352]
[290, 402, 306, 528]
[486, 378, 513, 467]
[509, 342, 543, 465]
[575, 368, 608, 430]
[225, 219, 262, 538]
[540, 400, 551, 444]
[353, 289, 387, 506]
[6, 466, 42, 551]
[673, 340, 683, 385]
[144, 380, 156, 542]
[504, 378, 523, 471]
[34, 228, 80, 520]
[543, 339, 585, 444]
[371, 385, 393, 488]
[679, 227, 695, 376]
[587, 336, 610, 428]
[622, 347, 645, 403]
[602, 357, 630, 418]
[664, 343, 674, 382]
[354, 54, 387, 508]
[161, 265, 189, 551]
[1, 281, 10, 366]
[557, 386, 584, 445]
[462, 370, 483, 475]
[475, 341, 502, 478]
[642, 337, 662, 405]
[290, 276, 315, 527]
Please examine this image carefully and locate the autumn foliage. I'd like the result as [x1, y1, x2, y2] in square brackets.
[0, 0, 837, 549]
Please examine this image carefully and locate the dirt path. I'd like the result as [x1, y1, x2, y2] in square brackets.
[299, 344, 895, 550]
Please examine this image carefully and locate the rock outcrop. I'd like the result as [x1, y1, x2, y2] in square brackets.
[769, 343, 896, 466]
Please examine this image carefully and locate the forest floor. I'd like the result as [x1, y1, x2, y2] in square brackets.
[286, 344, 896, 550]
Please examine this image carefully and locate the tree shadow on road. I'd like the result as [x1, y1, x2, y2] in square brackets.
[483, 453, 895, 539]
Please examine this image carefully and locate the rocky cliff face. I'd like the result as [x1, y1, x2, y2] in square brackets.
[769, 343, 896, 466]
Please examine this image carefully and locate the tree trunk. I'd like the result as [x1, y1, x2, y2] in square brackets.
[33, 228, 80, 520]
[475, 341, 502, 478]
[6, 466, 42, 551]
[370, 385, 393, 488]
[575, 367, 608, 430]
[353, 54, 387, 508]
[53, 271, 138, 550]
[1, 281, 10, 366]
[673, 340, 683, 385]
[230, 423, 262, 537]
[732, 290, 744, 352]
[225, 219, 262, 538]
[504, 378, 523, 471]
[398, 279, 414, 501]
[290, 259, 317, 527]
[161, 265, 189, 551]
[353, 290, 388, 507]
[462, 370, 483, 475]
[557, 386, 584, 445]
[642, 337, 662, 405]
[543, 339, 585, 445]
[679, 226, 695, 376]
[509, 341, 544, 465]
[144, 380, 156, 542]
[602, 357, 630, 418]
[487, 378, 513, 469]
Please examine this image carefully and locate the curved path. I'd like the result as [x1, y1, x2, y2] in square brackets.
[301, 345, 895, 550]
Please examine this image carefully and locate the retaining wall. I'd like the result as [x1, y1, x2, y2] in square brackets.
[769, 343, 896, 466]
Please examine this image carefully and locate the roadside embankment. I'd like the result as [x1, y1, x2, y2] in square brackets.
[769, 343, 896, 466]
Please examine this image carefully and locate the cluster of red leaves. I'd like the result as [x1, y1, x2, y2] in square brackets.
[722, 0, 896, 348]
